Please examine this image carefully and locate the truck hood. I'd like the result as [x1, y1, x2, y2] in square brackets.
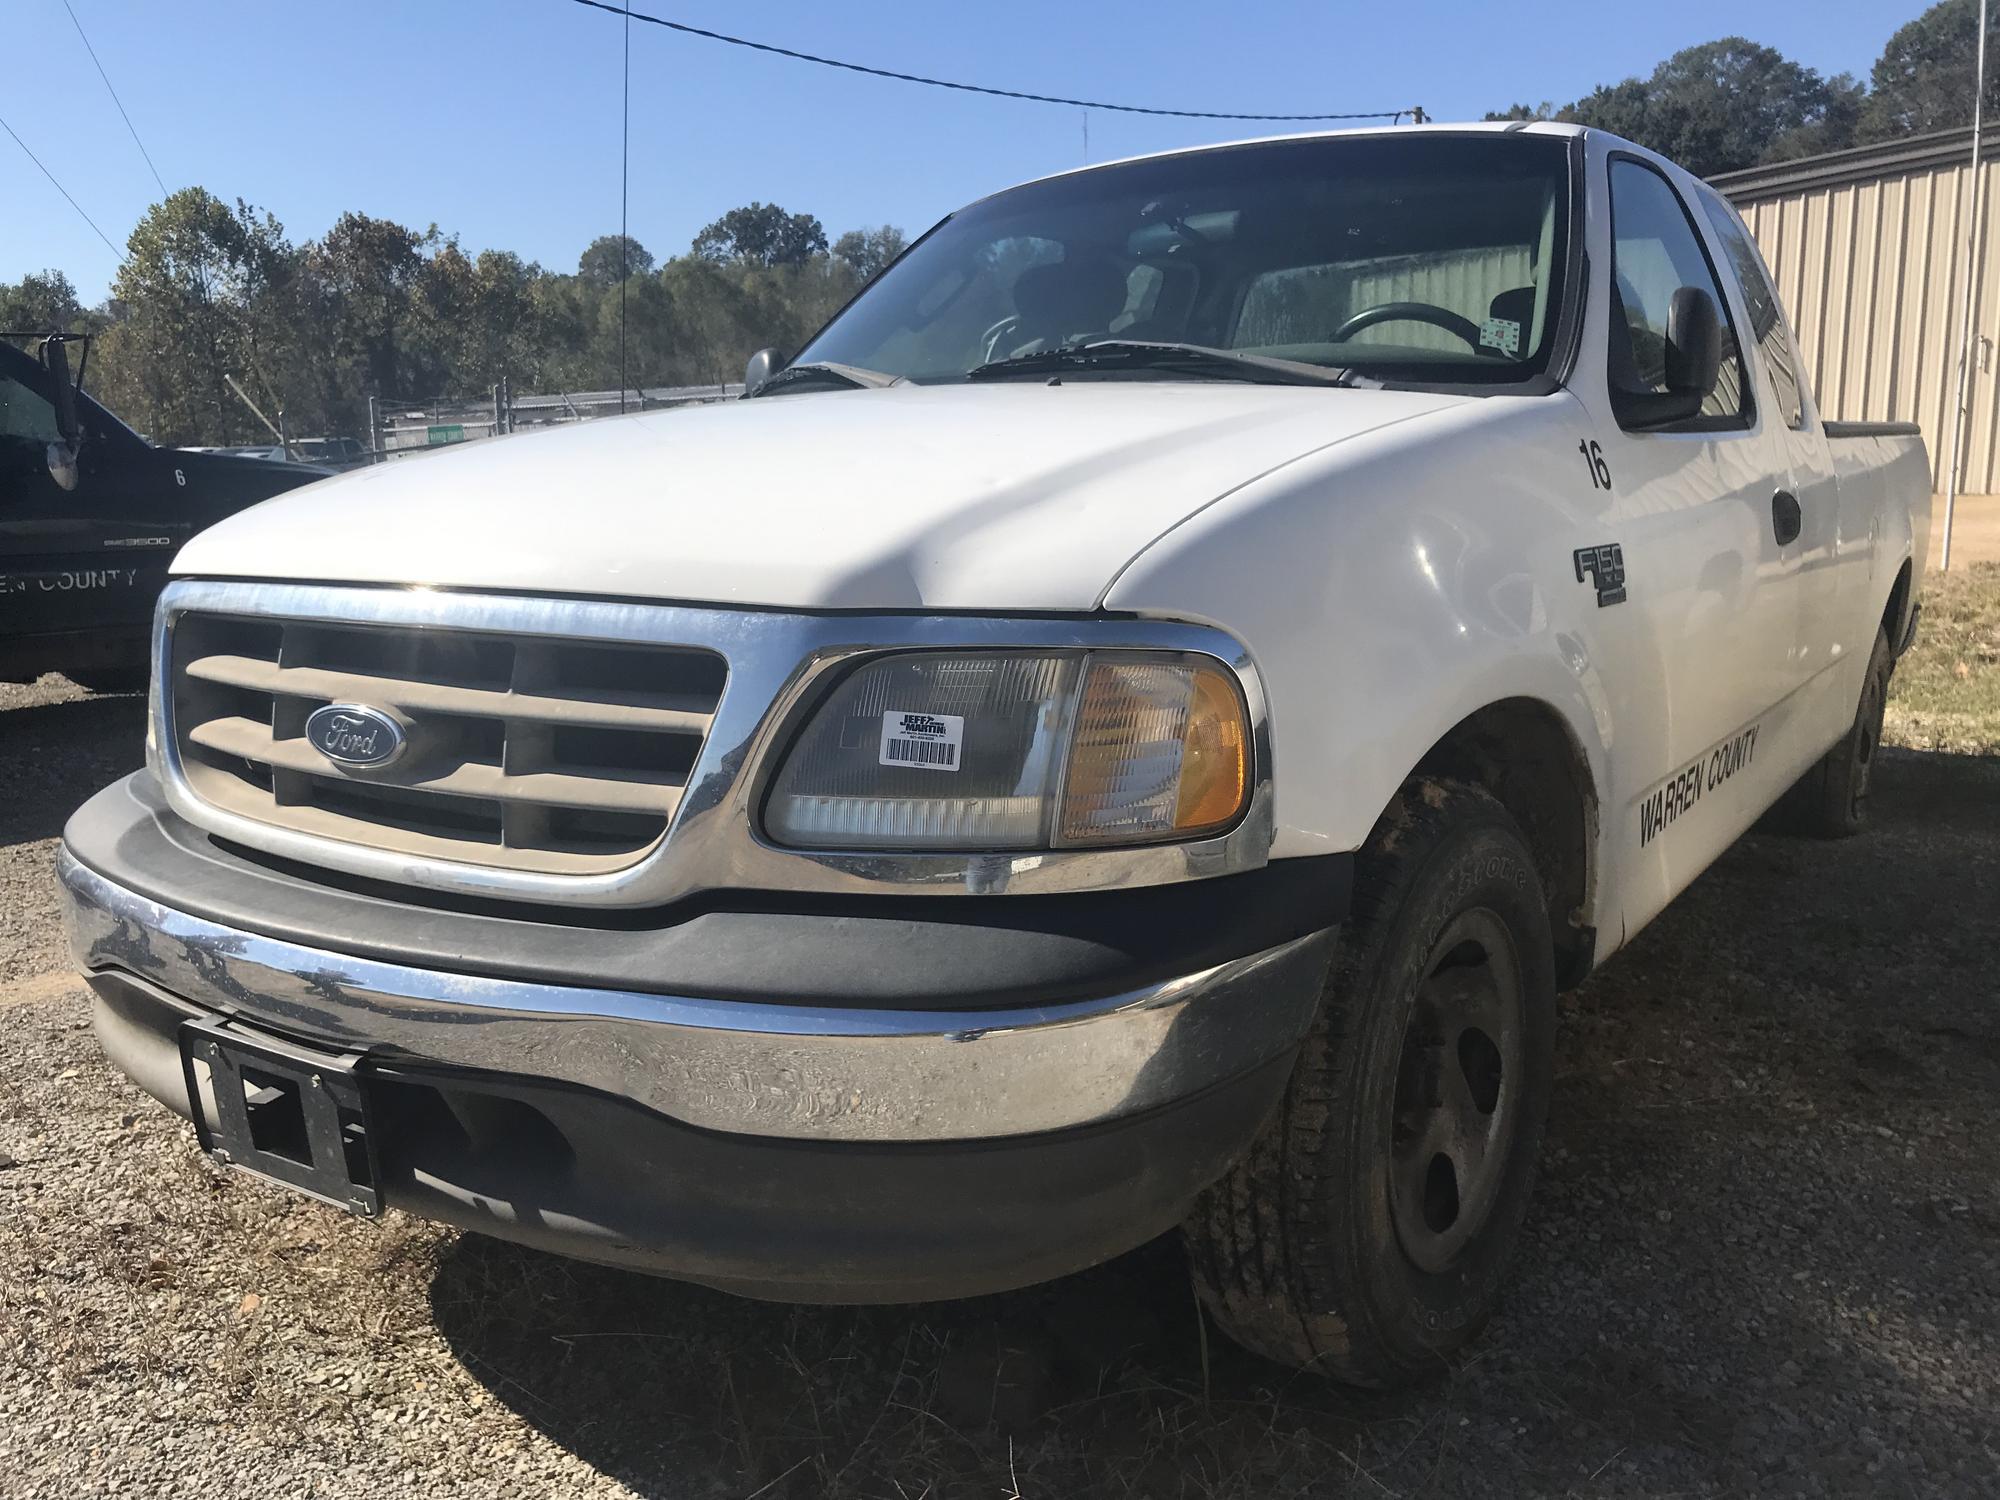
[175, 382, 1464, 611]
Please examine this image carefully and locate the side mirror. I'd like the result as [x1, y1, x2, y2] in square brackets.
[743, 347, 787, 396]
[41, 337, 83, 490]
[1614, 285, 1723, 429]
[45, 441, 79, 491]
[1662, 286, 1722, 405]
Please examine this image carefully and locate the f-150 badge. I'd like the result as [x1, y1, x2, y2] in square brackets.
[1574, 543, 1627, 607]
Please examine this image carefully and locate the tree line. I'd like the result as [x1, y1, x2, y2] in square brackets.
[0, 0, 1985, 448]
[1487, 0, 1993, 172]
[2, 202, 905, 448]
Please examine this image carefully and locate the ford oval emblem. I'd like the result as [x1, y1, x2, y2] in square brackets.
[305, 703, 407, 769]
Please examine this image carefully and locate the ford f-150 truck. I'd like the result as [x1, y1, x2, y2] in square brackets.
[58, 124, 1930, 1386]
[2, 335, 324, 688]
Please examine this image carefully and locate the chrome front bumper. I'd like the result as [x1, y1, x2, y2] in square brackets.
[59, 850, 1331, 1145]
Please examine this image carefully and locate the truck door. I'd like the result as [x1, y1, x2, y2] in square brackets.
[1579, 154, 1805, 924]
[1695, 192, 1860, 729]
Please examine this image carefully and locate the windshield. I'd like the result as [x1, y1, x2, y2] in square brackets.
[797, 133, 1573, 388]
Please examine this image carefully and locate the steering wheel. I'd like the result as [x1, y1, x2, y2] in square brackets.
[979, 314, 1021, 363]
[1331, 301, 1484, 349]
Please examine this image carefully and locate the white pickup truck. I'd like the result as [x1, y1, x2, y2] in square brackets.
[60, 123, 1930, 1386]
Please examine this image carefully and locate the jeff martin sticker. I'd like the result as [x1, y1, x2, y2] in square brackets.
[879, 710, 963, 771]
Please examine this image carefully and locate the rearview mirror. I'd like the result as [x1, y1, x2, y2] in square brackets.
[743, 347, 787, 397]
[1614, 285, 1723, 430]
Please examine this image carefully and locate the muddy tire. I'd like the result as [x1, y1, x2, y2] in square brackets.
[1771, 626, 1892, 838]
[1182, 778, 1556, 1386]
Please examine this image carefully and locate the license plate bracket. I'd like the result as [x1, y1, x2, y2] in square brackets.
[179, 1017, 381, 1216]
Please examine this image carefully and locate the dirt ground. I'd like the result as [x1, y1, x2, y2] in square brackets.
[2, 572, 1997, 1498]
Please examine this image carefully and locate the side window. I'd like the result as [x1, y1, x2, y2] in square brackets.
[0, 372, 62, 447]
[1698, 191, 1806, 430]
[1607, 159, 1748, 425]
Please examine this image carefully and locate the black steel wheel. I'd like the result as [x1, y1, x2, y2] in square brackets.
[1184, 778, 1557, 1386]
[1389, 910, 1526, 1276]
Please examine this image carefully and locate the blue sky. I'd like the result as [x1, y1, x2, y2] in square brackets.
[3, 0, 1926, 304]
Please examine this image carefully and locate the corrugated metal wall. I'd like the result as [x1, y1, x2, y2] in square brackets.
[1716, 130, 1997, 494]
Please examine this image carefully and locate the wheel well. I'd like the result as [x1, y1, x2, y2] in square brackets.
[1882, 558, 1913, 647]
[1412, 699, 1598, 988]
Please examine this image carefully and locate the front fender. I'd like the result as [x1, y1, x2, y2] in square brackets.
[1102, 395, 1618, 926]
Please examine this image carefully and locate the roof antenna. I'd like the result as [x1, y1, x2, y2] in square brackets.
[619, 0, 632, 414]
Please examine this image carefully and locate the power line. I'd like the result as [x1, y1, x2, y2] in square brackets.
[0, 110, 123, 259]
[567, 0, 1413, 122]
[61, 0, 168, 198]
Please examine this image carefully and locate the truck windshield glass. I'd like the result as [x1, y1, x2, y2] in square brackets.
[796, 133, 1572, 388]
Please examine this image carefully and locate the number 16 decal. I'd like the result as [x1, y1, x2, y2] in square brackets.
[1578, 439, 1612, 491]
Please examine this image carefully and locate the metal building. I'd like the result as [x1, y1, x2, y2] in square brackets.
[1713, 127, 1995, 496]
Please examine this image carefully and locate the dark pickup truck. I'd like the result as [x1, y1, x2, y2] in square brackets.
[1, 335, 323, 690]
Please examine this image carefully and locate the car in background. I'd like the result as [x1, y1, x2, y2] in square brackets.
[291, 436, 370, 470]
[2, 334, 328, 690]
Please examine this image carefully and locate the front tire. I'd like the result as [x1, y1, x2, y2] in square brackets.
[1183, 779, 1556, 1385]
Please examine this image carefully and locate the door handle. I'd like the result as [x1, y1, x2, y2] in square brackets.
[1772, 489, 1802, 546]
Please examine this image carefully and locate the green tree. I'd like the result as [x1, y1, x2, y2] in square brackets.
[97, 188, 265, 446]
[1561, 38, 1860, 176]
[1863, 0, 2000, 141]
[832, 225, 908, 281]
[307, 212, 428, 401]
[692, 203, 828, 267]
[577, 234, 654, 286]
[0, 270, 85, 332]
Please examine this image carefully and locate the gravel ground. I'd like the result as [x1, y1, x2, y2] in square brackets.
[2, 670, 1997, 1498]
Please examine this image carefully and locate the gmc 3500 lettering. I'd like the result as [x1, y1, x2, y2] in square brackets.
[59, 125, 1929, 1385]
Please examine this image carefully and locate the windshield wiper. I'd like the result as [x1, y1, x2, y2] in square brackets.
[750, 360, 902, 396]
[966, 339, 1352, 388]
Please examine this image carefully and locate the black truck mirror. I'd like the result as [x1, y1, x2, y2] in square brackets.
[1661, 286, 1723, 407]
[41, 336, 83, 491]
[743, 347, 787, 396]
[1612, 285, 1723, 430]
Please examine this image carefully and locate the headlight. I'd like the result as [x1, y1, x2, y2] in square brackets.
[763, 650, 1250, 851]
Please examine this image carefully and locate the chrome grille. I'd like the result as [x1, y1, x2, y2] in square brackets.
[170, 612, 725, 873]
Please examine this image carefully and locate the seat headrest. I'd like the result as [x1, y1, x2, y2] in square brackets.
[1489, 287, 1536, 329]
[1012, 258, 1130, 335]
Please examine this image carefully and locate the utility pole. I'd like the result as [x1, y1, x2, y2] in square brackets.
[223, 373, 293, 459]
[367, 394, 380, 464]
[1943, 0, 1990, 572]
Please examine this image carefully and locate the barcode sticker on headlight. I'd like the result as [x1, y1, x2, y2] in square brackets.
[880, 710, 964, 771]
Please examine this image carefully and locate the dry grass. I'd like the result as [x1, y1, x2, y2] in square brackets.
[1885, 561, 2000, 753]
